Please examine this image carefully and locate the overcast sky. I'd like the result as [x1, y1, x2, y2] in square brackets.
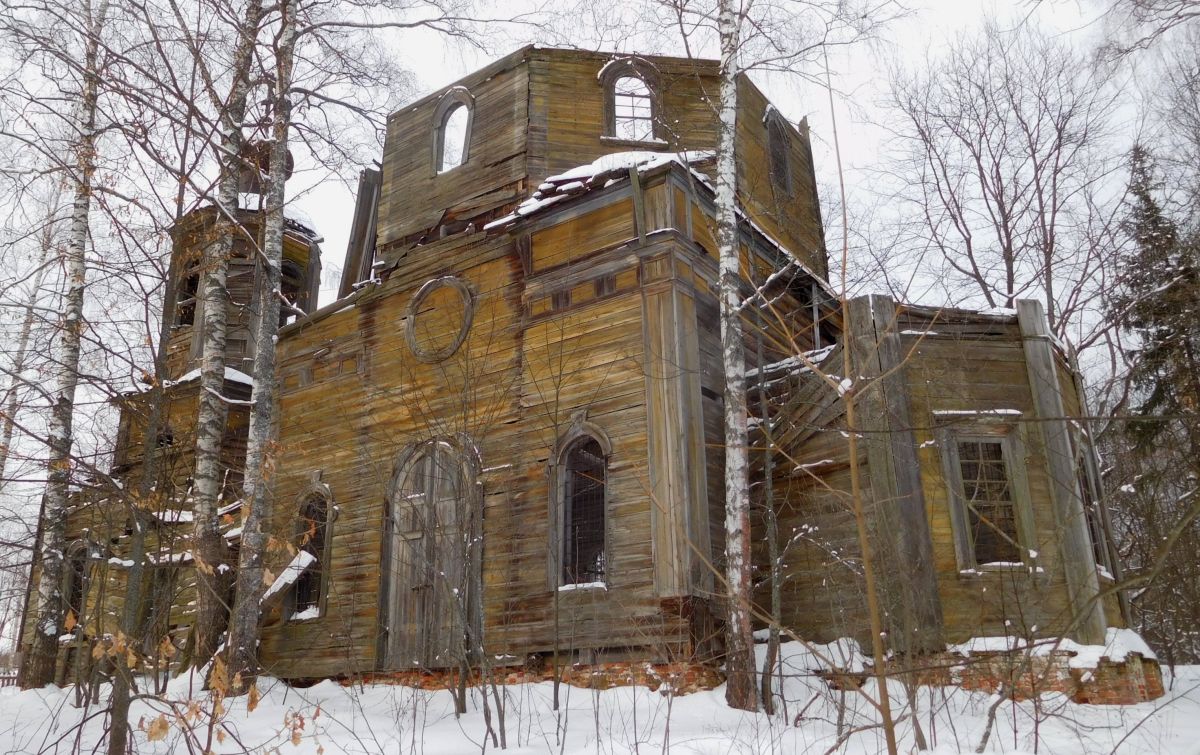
[289, 0, 1124, 306]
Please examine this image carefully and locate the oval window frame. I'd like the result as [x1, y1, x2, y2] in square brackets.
[404, 275, 475, 363]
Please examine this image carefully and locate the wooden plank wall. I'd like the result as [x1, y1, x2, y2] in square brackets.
[527, 49, 827, 278]
[376, 50, 532, 251]
[901, 313, 1082, 643]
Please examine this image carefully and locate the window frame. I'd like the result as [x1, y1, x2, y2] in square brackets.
[62, 540, 90, 630]
[287, 475, 335, 622]
[935, 418, 1037, 574]
[547, 415, 612, 589]
[1069, 426, 1115, 577]
[764, 112, 793, 196]
[432, 87, 474, 175]
[598, 58, 664, 146]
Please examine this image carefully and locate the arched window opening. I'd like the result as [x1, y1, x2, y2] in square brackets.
[600, 58, 661, 144]
[279, 259, 305, 326]
[439, 105, 469, 172]
[767, 118, 792, 195]
[63, 541, 88, 629]
[176, 260, 201, 327]
[562, 437, 607, 585]
[612, 76, 654, 142]
[293, 494, 330, 616]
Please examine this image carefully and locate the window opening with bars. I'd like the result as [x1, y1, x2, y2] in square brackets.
[563, 437, 606, 584]
[293, 495, 329, 615]
[612, 76, 654, 142]
[957, 439, 1021, 564]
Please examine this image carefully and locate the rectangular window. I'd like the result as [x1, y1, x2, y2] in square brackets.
[938, 422, 1034, 571]
[956, 439, 1021, 564]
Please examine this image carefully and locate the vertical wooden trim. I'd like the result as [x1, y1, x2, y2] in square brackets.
[628, 168, 648, 246]
[847, 295, 943, 652]
[673, 284, 711, 593]
[1017, 299, 1107, 644]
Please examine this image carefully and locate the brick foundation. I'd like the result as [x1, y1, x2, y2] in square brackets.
[865, 649, 1165, 705]
[337, 648, 1162, 706]
[351, 661, 725, 695]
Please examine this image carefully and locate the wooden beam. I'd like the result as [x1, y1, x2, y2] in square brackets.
[1016, 299, 1107, 644]
[847, 295, 943, 653]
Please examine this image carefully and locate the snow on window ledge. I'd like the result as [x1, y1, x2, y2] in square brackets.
[600, 135, 668, 148]
[261, 550, 317, 604]
[959, 562, 1044, 578]
[289, 605, 321, 622]
[557, 581, 607, 592]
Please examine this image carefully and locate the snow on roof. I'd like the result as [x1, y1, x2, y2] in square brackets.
[152, 508, 194, 525]
[166, 366, 255, 389]
[746, 344, 837, 381]
[262, 550, 317, 604]
[483, 150, 714, 232]
[485, 150, 833, 298]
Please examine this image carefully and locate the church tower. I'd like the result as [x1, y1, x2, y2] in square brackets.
[110, 145, 323, 490]
[165, 144, 323, 380]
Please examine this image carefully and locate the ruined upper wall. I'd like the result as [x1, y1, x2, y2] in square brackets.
[375, 47, 827, 278]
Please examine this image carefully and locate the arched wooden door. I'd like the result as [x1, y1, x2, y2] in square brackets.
[384, 440, 480, 669]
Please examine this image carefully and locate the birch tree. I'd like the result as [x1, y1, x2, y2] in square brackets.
[226, 0, 296, 688]
[1, 0, 114, 688]
[186, 0, 266, 671]
[655, 0, 897, 713]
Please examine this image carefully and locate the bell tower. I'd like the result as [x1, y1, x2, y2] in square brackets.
[165, 143, 323, 380]
[109, 145, 323, 485]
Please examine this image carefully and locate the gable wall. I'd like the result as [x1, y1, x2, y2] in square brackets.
[376, 50, 533, 252]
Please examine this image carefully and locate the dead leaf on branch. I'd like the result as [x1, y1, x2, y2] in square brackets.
[146, 714, 170, 742]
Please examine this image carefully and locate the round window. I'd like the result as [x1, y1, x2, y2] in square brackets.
[404, 276, 474, 363]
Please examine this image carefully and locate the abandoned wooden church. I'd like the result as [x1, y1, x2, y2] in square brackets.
[19, 46, 1161, 702]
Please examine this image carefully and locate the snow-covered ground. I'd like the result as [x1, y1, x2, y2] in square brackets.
[2, 641, 1198, 754]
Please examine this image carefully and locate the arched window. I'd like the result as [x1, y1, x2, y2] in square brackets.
[550, 417, 612, 587]
[287, 476, 333, 620]
[599, 58, 661, 144]
[175, 257, 201, 327]
[765, 113, 792, 195]
[63, 541, 89, 628]
[293, 494, 330, 616]
[433, 88, 473, 174]
[279, 259, 305, 326]
[562, 437, 607, 584]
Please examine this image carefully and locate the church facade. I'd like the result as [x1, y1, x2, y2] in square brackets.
[20, 47, 1148, 697]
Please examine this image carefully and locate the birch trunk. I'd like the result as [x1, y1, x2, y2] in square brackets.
[227, 0, 295, 689]
[0, 228, 52, 495]
[106, 144, 194, 755]
[22, 0, 109, 689]
[715, 0, 756, 712]
[189, 0, 264, 671]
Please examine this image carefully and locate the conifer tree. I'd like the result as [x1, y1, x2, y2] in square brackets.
[1112, 145, 1200, 440]
[1106, 144, 1200, 666]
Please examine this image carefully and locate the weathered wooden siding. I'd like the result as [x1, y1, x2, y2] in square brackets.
[527, 49, 826, 278]
[901, 318, 1080, 642]
[376, 49, 532, 252]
